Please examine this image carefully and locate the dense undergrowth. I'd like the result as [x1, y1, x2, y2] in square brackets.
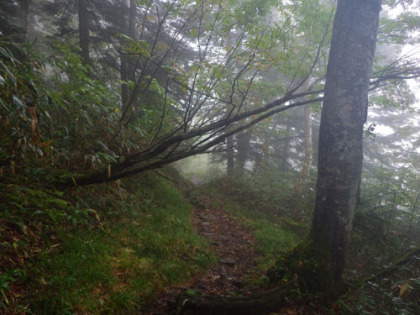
[0, 171, 214, 314]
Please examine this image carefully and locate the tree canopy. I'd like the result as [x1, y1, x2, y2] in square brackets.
[1, 0, 419, 187]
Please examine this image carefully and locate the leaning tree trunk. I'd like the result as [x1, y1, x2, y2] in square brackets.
[272, 0, 382, 299]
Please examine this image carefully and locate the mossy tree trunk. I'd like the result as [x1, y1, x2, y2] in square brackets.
[283, 0, 382, 299]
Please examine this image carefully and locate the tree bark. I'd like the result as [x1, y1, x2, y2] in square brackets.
[280, 119, 292, 171]
[226, 135, 235, 177]
[21, 0, 31, 43]
[235, 129, 252, 177]
[270, 0, 383, 299]
[301, 104, 313, 178]
[78, 0, 90, 66]
[129, 0, 136, 39]
[175, 281, 295, 315]
[119, 0, 137, 108]
[307, 0, 382, 297]
[120, 0, 130, 108]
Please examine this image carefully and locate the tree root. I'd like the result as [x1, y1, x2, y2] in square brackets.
[174, 281, 296, 315]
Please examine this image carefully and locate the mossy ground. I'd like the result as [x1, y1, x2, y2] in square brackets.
[1, 171, 214, 314]
[3, 174, 417, 314]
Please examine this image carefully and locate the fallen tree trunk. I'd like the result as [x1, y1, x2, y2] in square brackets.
[175, 281, 296, 315]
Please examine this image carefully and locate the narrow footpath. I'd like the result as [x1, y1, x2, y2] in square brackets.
[147, 191, 263, 314]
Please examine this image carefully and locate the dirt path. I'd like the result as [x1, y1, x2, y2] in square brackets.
[146, 193, 263, 314]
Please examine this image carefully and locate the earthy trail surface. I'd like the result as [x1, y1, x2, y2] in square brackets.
[146, 191, 264, 314]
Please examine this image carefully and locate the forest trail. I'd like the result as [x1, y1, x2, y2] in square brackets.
[146, 190, 264, 314]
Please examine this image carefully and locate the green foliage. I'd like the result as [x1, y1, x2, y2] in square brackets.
[370, 78, 415, 109]
[0, 40, 50, 178]
[0, 181, 96, 312]
[379, 10, 420, 44]
[339, 165, 420, 314]
[47, 43, 123, 171]
[0, 40, 119, 180]
[0, 269, 25, 310]
[18, 173, 214, 314]
[1, 185, 82, 224]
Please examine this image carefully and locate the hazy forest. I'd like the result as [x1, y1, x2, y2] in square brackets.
[1, 0, 420, 314]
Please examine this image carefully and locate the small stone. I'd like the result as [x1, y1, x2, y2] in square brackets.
[202, 222, 210, 226]
[199, 214, 218, 221]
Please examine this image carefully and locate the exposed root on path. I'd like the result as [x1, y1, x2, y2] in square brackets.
[174, 281, 296, 315]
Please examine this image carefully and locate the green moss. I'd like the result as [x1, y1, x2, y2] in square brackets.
[16, 171, 215, 314]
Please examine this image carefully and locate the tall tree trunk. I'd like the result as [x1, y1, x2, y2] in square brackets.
[280, 119, 292, 171]
[120, 0, 137, 111]
[235, 129, 252, 177]
[129, 0, 136, 39]
[296, 78, 313, 189]
[272, 0, 382, 299]
[293, 104, 313, 192]
[226, 136, 235, 177]
[21, 0, 31, 43]
[301, 104, 313, 178]
[127, 0, 137, 82]
[78, 0, 90, 66]
[120, 0, 130, 108]
[310, 0, 381, 296]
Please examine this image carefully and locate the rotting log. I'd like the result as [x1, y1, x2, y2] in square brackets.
[175, 281, 296, 315]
